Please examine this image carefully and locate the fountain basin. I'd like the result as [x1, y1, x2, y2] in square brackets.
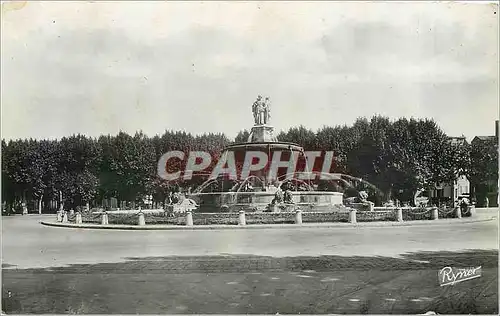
[189, 191, 343, 212]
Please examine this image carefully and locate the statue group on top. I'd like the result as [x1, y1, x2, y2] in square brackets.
[252, 95, 271, 125]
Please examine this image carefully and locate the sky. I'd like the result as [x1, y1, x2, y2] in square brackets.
[1, 1, 498, 141]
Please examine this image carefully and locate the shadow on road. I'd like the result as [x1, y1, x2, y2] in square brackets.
[2, 249, 498, 314]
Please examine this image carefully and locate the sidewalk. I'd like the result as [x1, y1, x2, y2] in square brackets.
[40, 215, 496, 231]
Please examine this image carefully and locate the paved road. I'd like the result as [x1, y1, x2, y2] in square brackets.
[2, 210, 498, 269]
[2, 209, 498, 314]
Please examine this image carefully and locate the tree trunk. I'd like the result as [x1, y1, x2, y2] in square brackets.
[386, 188, 392, 203]
[59, 191, 64, 212]
[38, 195, 43, 214]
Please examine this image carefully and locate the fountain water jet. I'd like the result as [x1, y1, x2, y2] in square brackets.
[187, 96, 356, 213]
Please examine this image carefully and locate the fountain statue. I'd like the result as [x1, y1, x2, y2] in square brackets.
[252, 95, 271, 125]
[248, 96, 277, 142]
[252, 96, 262, 124]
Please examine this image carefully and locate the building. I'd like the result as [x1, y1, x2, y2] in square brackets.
[427, 176, 470, 207]
[471, 135, 497, 145]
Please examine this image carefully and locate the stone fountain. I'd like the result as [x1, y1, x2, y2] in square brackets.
[188, 96, 345, 213]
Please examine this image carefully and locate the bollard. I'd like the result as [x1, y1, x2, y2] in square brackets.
[349, 209, 357, 224]
[295, 209, 303, 225]
[138, 212, 146, 226]
[396, 208, 403, 222]
[272, 204, 279, 213]
[431, 207, 439, 220]
[57, 211, 62, 222]
[101, 213, 109, 225]
[455, 207, 462, 219]
[469, 204, 476, 217]
[62, 212, 68, 223]
[238, 211, 246, 226]
[76, 212, 82, 224]
[185, 211, 193, 226]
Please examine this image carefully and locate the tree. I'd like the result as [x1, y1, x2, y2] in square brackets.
[2, 139, 34, 211]
[108, 132, 156, 206]
[29, 140, 58, 213]
[1, 140, 16, 210]
[54, 135, 101, 210]
[470, 137, 498, 206]
[234, 130, 250, 143]
[277, 125, 317, 150]
[316, 125, 354, 174]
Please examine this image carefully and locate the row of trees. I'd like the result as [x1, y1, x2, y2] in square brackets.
[2, 131, 230, 213]
[2, 116, 498, 212]
[242, 116, 496, 204]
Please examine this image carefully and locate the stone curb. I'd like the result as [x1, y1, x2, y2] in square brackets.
[40, 217, 495, 231]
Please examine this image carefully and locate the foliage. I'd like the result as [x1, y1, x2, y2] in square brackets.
[1, 116, 493, 211]
[234, 130, 250, 143]
[469, 137, 498, 205]
[470, 137, 498, 183]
